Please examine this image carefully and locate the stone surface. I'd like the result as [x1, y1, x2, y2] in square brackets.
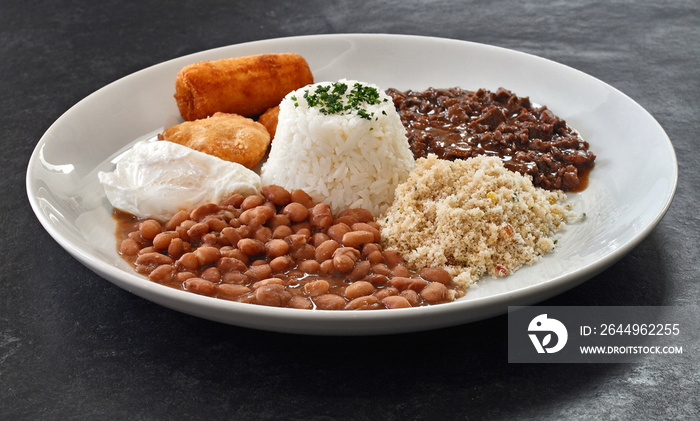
[2, 0, 698, 419]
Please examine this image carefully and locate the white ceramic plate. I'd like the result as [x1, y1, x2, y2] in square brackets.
[27, 34, 677, 335]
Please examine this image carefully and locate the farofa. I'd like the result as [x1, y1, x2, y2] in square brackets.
[379, 155, 573, 288]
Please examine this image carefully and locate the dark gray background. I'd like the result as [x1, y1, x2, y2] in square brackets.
[3, 0, 698, 419]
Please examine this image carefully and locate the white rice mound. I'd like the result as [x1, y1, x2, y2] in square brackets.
[379, 155, 574, 288]
[260, 79, 415, 216]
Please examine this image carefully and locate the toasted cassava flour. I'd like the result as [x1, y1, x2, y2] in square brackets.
[379, 155, 573, 288]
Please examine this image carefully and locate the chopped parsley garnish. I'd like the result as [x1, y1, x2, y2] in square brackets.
[295, 82, 388, 120]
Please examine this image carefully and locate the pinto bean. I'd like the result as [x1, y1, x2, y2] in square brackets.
[347, 260, 371, 282]
[136, 252, 173, 267]
[236, 208, 252, 225]
[382, 295, 412, 309]
[269, 255, 295, 273]
[310, 232, 330, 247]
[304, 280, 330, 297]
[236, 294, 256, 304]
[217, 284, 251, 300]
[235, 225, 253, 239]
[138, 219, 162, 240]
[238, 238, 266, 256]
[254, 284, 291, 307]
[183, 278, 217, 296]
[313, 294, 346, 310]
[337, 208, 373, 223]
[272, 225, 293, 239]
[370, 263, 391, 276]
[297, 259, 320, 274]
[148, 264, 175, 283]
[194, 246, 221, 266]
[391, 265, 411, 278]
[351, 223, 381, 242]
[389, 277, 427, 292]
[152, 231, 179, 250]
[175, 226, 196, 246]
[293, 227, 311, 238]
[165, 210, 189, 230]
[167, 238, 188, 259]
[216, 257, 247, 273]
[290, 189, 314, 208]
[222, 208, 237, 221]
[268, 213, 290, 229]
[366, 221, 381, 230]
[333, 253, 356, 273]
[332, 247, 360, 260]
[244, 264, 272, 281]
[400, 289, 420, 306]
[333, 215, 357, 226]
[201, 232, 218, 246]
[238, 208, 260, 226]
[201, 267, 221, 283]
[190, 203, 221, 221]
[288, 296, 314, 309]
[285, 233, 307, 251]
[178, 218, 195, 232]
[309, 203, 333, 229]
[282, 202, 309, 223]
[138, 246, 157, 255]
[367, 250, 384, 264]
[265, 239, 290, 258]
[363, 273, 390, 287]
[254, 205, 276, 224]
[252, 278, 286, 289]
[260, 185, 291, 206]
[177, 252, 199, 270]
[374, 286, 399, 300]
[220, 226, 242, 246]
[221, 271, 249, 285]
[223, 248, 249, 265]
[286, 269, 305, 280]
[420, 282, 448, 303]
[327, 223, 351, 243]
[128, 230, 148, 245]
[345, 280, 375, 299]
[361, 243, 382, 258]
[296, 244, 317, 261]
[345, 295, 381, 310]
[187, 222, 210, 239]
[119, 238, 141, 256]
[220, 193, 245, 208]
[315, 239, 340, 262]
[382, 249, 405, 268]
[341, 230, 375, 248]
[420, 267, 452, 285]
[177, 271, 197, 283]
[319, 259, 335, 275]
[205, 217, 228, 232]
[252, 226, 272, 243]
[241, 195, 264, 210]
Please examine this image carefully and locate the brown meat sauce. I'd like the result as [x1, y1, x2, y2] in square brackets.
[386, 87, 595, 192]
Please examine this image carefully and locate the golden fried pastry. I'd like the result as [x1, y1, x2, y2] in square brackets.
[257, 106, 279, 140]
[158, 112, 270, 169]
[174, 53, 313, 121]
